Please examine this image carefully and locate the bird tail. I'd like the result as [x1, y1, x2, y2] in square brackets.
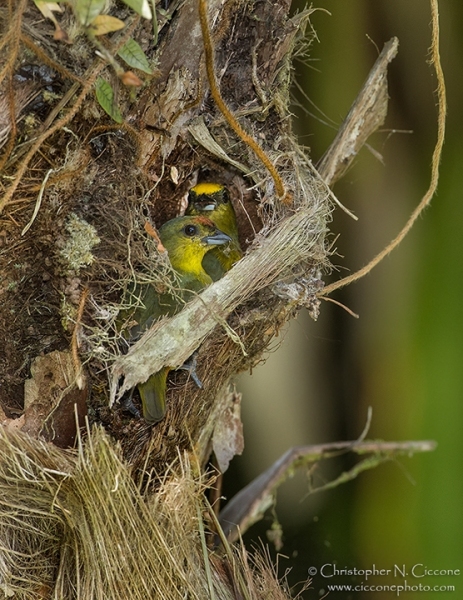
[137, 368, 169, 424]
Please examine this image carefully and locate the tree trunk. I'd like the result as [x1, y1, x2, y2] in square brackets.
[0, 1, 402, 597]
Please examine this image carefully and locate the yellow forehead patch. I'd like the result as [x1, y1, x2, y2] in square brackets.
[191, 182, 223, 195]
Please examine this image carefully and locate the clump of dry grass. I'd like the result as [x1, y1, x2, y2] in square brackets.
[0, 425, 300, 600]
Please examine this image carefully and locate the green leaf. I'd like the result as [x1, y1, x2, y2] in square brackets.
[73, 0, 106, 26]
[152, 0, 158, 46]
[117, 38, 153, 75]
[95, 78, 123, 123]
[120, 0, 152, 20]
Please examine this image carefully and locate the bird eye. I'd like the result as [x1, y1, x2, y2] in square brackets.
[184, 224, 197, 237]
[221, 189, 230, 203]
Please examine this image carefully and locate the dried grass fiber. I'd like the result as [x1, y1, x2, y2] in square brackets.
[0, 426, 293, 600]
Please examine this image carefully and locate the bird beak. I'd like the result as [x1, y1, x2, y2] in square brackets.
[202, 230, 232, 246]
[194, 200, 217, 211]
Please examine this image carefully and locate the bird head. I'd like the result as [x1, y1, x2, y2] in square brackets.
[187, 182, 229, 211]
[186, 183, 238, 240]
[159, 215, 231, 283]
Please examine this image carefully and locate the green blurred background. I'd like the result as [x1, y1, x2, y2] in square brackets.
[224, 1, 463, 598]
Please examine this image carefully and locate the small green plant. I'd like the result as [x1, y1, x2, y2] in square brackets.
[33, 0, 156, 122]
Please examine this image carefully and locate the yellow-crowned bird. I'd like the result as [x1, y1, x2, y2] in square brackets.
[120, 215, 231, 423]
[186, 183, 242, 281]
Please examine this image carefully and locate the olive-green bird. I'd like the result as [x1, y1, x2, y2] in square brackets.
[120, 215, 231, 424]
[186, 183, 242, 281]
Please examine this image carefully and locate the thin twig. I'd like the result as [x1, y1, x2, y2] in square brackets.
[0, 0, 28, 171]
[21, 169, 53, 236]
[218, 438, 436, 543]
[198, 0, 291, 205]
[20, 32, 84, 84]
[320, 294, 359, 318]
[71, 287, 90, 390]
[0, 63, 105, 214]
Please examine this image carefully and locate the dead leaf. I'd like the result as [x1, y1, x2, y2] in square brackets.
[212, 388, 244, 472]
[22, 350, 88, 448]
[317, 37, 399, 185]
[89, 15, 125, 36]
[144, 221, 166, 252]
[120, 70, 143, 87]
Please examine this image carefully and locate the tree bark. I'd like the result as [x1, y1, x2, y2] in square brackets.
[0, 1, 404, 597]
